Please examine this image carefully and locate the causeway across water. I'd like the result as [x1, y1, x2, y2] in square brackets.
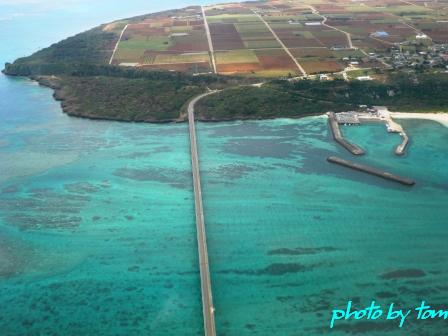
[187, 91, 218, 336]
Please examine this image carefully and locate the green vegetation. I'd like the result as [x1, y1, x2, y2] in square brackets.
[215, 50, 259, 64]
[17, 67, 255, 122]
[8, 27, 116, 67]
[196, 73, 448, 120]
[2, 23, 253, 122]
[3, 2, 448, 123]
[194, 85, 355, 120]
[45, 76, 203, 122]
[119, 36, 172, 53]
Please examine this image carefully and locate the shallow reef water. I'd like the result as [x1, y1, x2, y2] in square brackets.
[1, 1, 448, 332]
[1, 77, 448, 335]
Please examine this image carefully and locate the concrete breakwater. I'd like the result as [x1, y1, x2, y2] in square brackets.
[327, 112, 365, 155]
[327, 156, 415, 186]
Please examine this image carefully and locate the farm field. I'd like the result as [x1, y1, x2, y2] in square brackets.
[112, 6, 213, 73]
[109, 0, 448, 76]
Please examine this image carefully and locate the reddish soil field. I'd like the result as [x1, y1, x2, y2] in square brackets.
[140, 17, 173, 26]
[141, 61, 211, 72]
[315, 36, 349, 48]
[301, 60, 344, 74]
[168, 42, 209, 52]
[290, 48, 332, 58]
[257, 55, 296, 69]
[209, 23, 241, 36]
[213, 39, 246, 50]
[173, 20, 204, 26]
[362, 60, 388, 69]
[427, 31, 448, 43]
[367, 0, 403, 6]
[217, 62, 262, 72]
[314, 4, 346, 13]
[354, 38, 388, 51]
[283, 37, 323, 48]
[125, 25, 165, 37]
[273, 29, 323, 48]
[210, 23, 245, 50]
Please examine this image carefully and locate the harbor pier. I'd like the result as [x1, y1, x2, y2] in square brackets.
[358, 107, 409, 156]
[328, 112, 365, 155]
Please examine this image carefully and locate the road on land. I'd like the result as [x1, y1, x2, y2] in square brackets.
[251, 9, 307, 77]
[202, 6, 217, 74]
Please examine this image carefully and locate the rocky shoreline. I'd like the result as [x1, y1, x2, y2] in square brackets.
[29, 76, 185, 124]
[17, 75, 324, 124]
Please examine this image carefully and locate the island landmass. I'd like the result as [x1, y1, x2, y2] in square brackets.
[3, 1, 448, 122]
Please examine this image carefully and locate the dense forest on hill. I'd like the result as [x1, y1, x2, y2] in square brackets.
[38, 76, 204, 122]
[6, 27, 117, 69]
[6, 71, 448, 122]
[196, 73, 448, 120]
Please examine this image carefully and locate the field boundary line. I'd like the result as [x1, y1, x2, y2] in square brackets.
[306, 5, 354, 49]
[109, 24, 129, 65]
[142, 61, 210, 66]
[202, 6, 217, 74]
[251, 9, 307, 76]
[397, 0, 432, 8]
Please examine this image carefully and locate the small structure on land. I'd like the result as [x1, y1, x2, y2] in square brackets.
[356, 75, 372, 81]
[416, 33, 429, 39]
[371, 31, 389, 38]
[335, 112, 360, 125]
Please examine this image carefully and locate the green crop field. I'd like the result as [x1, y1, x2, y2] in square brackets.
[215, 49, 259, 64]
[153, 53, 211, 64]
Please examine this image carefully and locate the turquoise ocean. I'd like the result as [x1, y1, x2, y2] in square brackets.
[0, 1, 447, 335]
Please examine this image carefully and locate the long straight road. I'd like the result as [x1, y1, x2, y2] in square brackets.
[306, 5, 354, 49]
[251, 9, 307, 77]
[109, 24, 129, 65]
[187, 91, 218, 336]
[201, 6, 217, 74]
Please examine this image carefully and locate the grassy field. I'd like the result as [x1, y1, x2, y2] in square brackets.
[153, 53, 210, 64]
[215, 49, 259, 64]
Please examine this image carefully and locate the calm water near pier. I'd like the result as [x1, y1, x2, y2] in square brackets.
[1, 1, 447, 335]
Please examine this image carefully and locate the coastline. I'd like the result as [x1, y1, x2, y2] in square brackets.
[32, 75, 189, 124]
[12, 75, 448, 126]
[390, 112, 448, 128]
[31, 75, 326, 124]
